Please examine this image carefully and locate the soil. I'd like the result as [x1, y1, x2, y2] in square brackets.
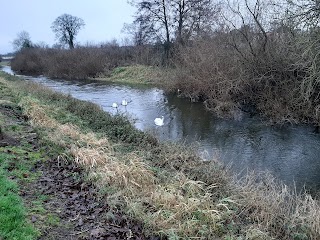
[0, 103, 22, 146]
[1, 100, 162, 239]
[25, 154, 156, 240]
[0, 130, 19, 147]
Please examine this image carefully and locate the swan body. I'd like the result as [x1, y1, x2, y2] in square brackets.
[112, 102, 118, 108]
[154, 116, 164, 126]
[121, 99, 128, 106]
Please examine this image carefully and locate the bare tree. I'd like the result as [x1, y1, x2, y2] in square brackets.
[171, 0, 220, 44]
[285, 0, 320, 103]
[129, 0, 171, 44]
[128, 0, 172, 62]
[221, 0, 275, 60]
[286, 0, 320, 28]
[128, 0, 220, 45]
[12, 31, 33, 51]
[123, 21, 156, 46]
[51, 14, 85, 49]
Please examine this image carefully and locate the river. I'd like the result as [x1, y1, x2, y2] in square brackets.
[2, 66, 320, 192]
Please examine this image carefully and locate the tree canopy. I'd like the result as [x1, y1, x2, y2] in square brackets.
[127, 0, 220, 46]
[12, 31, 33, 51]
[51, 14, 85, 49]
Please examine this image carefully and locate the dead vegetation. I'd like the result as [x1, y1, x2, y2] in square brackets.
[11, 44, 164, 80]
[171, 0, 320, 125]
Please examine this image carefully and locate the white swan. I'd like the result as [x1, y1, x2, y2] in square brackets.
[154, 116, 164, 126]
[121, 99, 128, 106]
[112, 102, 118, 108]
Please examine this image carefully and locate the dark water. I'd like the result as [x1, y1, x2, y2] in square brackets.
[3, 66, 320, 191]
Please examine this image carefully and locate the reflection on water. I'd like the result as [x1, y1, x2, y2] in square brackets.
[2, 66, 320, 191]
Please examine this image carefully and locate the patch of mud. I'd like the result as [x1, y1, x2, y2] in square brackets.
[0, 130, 19, 146]
[24, 156, 161, 240]
[0, 102, 22, 147]
[0, 102, 27, 122]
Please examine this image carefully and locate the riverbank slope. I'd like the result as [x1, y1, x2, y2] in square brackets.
[0, 73, 150, 239]
[1, 71, 319, 239]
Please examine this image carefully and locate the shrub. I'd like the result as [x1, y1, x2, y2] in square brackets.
[11, 44, 166, 80]
[172, 30, 317, 123]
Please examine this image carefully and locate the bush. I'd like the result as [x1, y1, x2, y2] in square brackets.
[11, 48, 45, 75]
[11, 44, 166, 79]
[12, 48, 107, 79]
[172, 30, 318, 123]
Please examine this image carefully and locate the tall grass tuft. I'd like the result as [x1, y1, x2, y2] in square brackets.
[234, 172, 320, 239]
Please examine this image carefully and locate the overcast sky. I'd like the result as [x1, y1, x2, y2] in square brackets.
[0, 0, 135, 54]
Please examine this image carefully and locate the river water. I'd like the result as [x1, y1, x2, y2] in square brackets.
[2, 66, 320, 191]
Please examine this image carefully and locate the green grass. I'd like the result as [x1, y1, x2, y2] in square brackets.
[0, 150, 39, 240]
[94, 65, 165, 85]
[0, 77, 51, 239]
[0, 61, 10, 67]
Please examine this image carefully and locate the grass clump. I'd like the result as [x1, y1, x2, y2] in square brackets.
[0, 149, 40, 240]
[95, 65, 168, 85]
[0, 191, 36, 240]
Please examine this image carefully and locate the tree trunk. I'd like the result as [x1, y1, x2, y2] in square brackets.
[68, 30, 74, 49]
[177, 0, 185, 45]
[161, 0, 171, 63]
[162, 0, 170, 44]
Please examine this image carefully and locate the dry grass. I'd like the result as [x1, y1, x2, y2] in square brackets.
[73, 145, 226, 238]
[234, 172, 320, 239]
[18, 96, 113, 161]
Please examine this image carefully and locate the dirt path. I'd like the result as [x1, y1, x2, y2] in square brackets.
[26, 153, 151, 239]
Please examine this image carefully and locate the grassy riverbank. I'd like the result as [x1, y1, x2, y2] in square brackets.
[1, 71, 320, 239]
[0, 61, 10, 67]
[0, 80, 40, 239]
[93, 65, 171, 85]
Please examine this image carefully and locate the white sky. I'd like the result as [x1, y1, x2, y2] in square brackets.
[0, 0, 135, 54]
